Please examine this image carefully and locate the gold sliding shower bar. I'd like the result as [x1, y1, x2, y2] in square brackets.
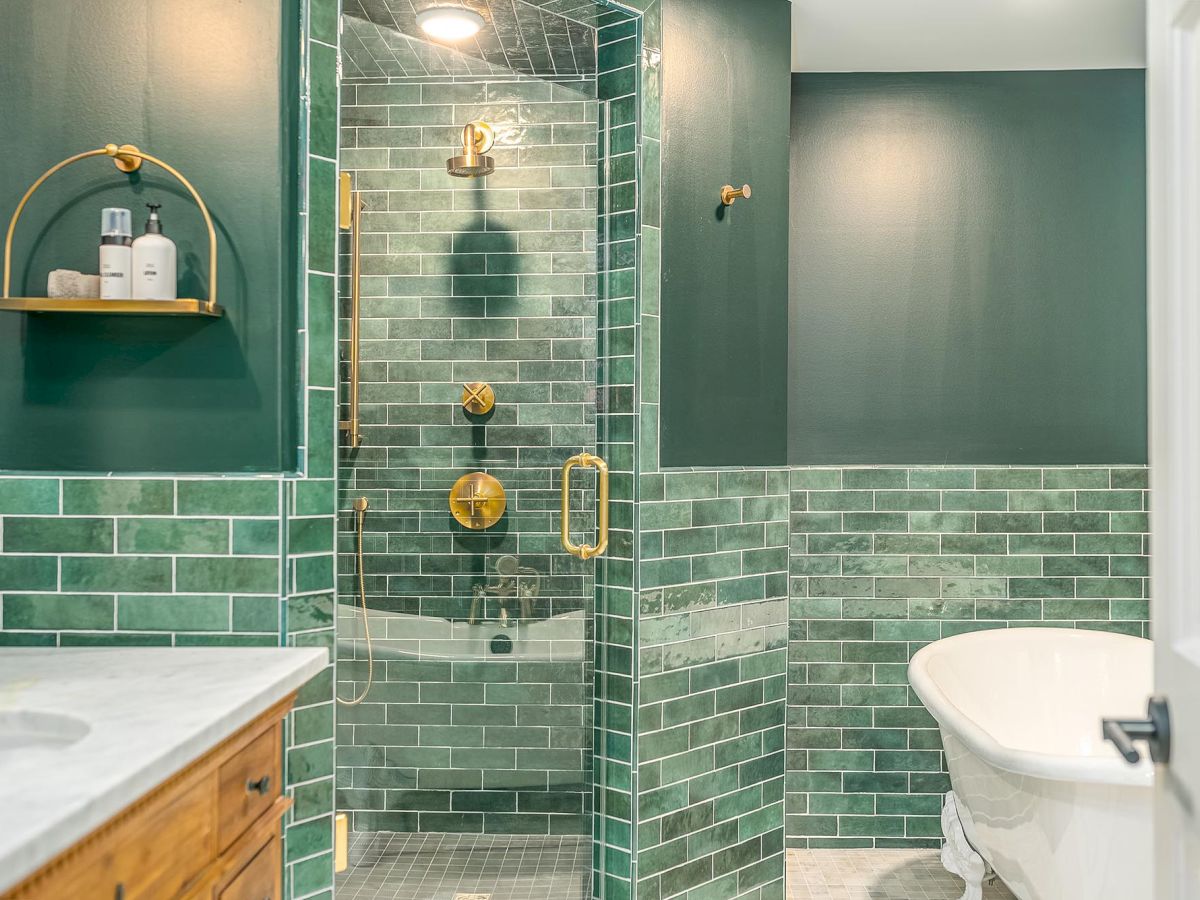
[339, 171, 363, 449]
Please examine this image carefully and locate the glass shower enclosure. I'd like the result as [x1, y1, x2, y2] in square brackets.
[332, 2, 638, 897]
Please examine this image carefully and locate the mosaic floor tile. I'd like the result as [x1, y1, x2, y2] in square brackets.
[787, 850, 1017, 900]
[335, 832, 591, 900]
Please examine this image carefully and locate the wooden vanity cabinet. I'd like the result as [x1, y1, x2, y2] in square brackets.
[2, 695, 295, 900]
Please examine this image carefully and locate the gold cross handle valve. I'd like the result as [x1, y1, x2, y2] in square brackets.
[449, 472, 507, 530]
[560, 452, 610, 560]
[461, 382, 495, 415]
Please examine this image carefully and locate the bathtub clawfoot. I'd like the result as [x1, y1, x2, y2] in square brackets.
[912, 630, 1154, 900]
[941, 791, 985, 900]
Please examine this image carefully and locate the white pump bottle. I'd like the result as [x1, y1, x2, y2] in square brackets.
[99, 207, 132, 300]
[131, 203, 177, 300]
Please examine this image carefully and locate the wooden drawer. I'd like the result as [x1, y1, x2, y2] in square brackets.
[218, 836, 279, 900]
[217, 725, 281, 851]
[36, 777, 215, 900]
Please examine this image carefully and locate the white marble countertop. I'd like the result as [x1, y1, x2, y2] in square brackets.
[0, 647, 328, 892]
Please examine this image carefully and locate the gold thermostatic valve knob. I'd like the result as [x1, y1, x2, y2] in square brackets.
[449, 472, 507, 530]
[461, 382, 495, 415]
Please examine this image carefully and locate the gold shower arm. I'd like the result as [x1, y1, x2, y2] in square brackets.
[2, 144, 218, 312]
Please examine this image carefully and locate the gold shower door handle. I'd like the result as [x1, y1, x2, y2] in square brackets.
[561, 452, 610, 560]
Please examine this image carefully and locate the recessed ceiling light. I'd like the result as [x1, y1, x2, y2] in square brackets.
[417, 6, 485, 42]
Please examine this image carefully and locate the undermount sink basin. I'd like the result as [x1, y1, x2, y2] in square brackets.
[0, 710, 90, 758]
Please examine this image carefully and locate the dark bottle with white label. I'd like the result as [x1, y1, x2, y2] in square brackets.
[131, 203, 177, 300]
[99, 207, 132, 300]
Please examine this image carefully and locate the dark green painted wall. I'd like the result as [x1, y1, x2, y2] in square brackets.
[789, 70, 1147, 465]
[0, 2, 299, 472]
[660, 0, 791, 467]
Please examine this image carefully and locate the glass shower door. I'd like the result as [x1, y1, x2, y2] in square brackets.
[333, 49, 606, 899]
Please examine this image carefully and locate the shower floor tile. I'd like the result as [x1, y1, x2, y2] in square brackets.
[787, 849, 1018, 900]
[335, 832, 591, 900]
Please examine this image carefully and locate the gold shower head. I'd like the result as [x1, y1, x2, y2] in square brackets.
[447, 121, 496, 178]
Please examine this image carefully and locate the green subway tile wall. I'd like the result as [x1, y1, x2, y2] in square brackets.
[784, 466, 1150, 848]
[618, 0, 790, 893]
[569, 0, 795, 896]
[0, 0, 339, 896]
[636, 469, 790, 900]
[283, 4, 340, 894]
[591, 12, 643, 899]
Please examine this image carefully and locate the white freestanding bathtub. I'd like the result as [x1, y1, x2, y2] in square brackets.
[909, 627, 1153, 900]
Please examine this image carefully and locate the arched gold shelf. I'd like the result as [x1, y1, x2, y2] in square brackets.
[0, 143, 222, 317]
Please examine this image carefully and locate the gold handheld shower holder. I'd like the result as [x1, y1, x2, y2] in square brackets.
[0, 143, 222, 317]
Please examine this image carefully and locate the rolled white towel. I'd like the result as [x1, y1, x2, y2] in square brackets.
[47, 269, 101, 299]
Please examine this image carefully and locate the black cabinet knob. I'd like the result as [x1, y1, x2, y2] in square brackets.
[246, 775, 271, 795]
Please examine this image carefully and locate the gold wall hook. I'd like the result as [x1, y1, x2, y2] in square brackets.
[450, 472, 507, 530]
[461, 382, 496, 415]
[721, 183, 752, 206]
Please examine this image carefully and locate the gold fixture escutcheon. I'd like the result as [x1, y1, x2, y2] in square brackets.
[112, 144, 142, 173]
[461, 382, 496, 415]
[561, 452, 609, 560]
[721, 183, 752, 206]
[450, 472, 507, 530]
[466, 121, 495, 154]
